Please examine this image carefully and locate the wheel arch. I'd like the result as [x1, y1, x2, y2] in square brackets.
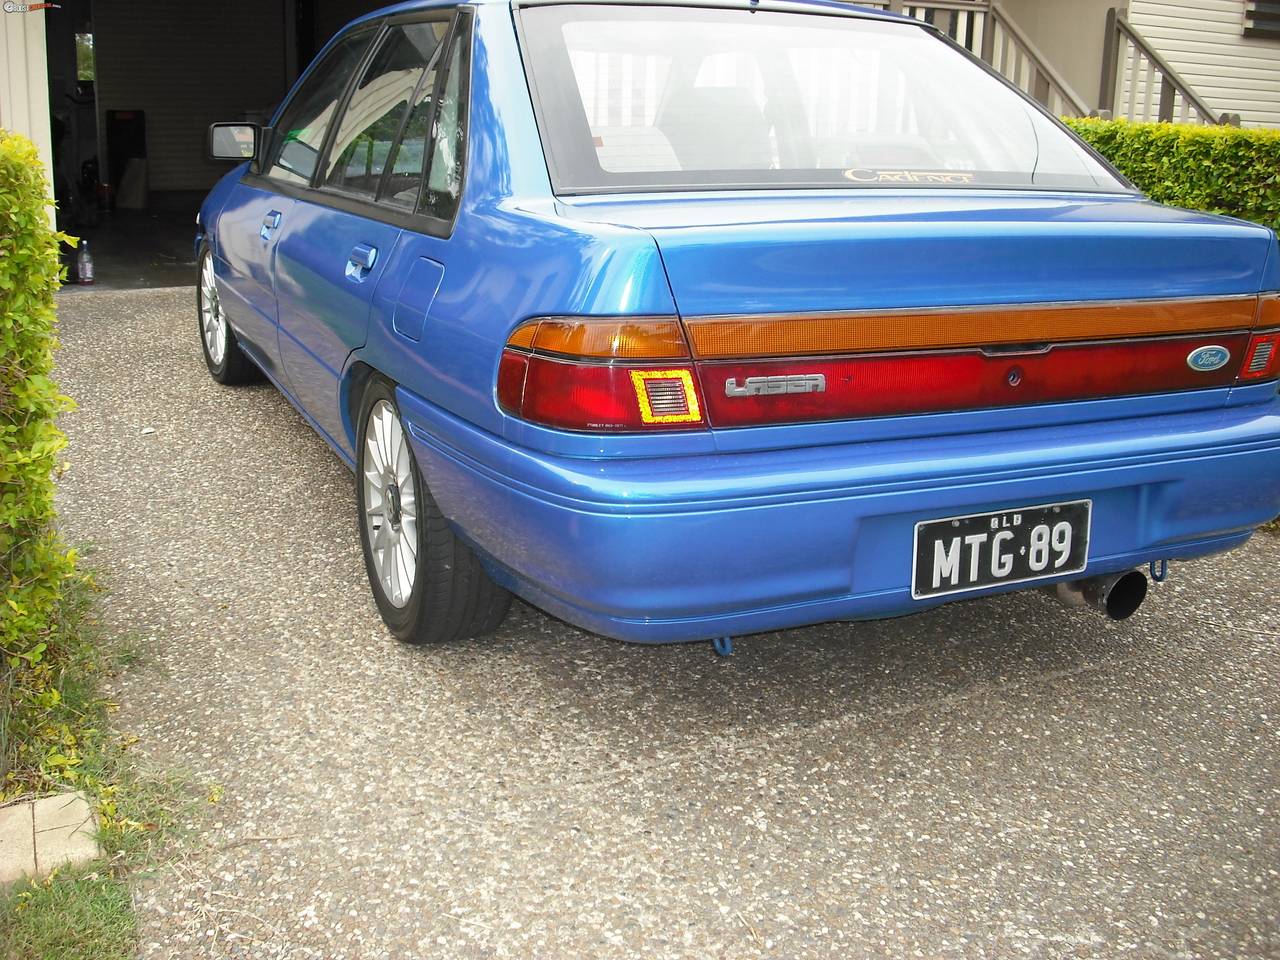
[343, 361, 383, 455]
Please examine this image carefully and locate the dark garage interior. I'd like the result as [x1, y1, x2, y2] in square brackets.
[47, 0, 389, 288]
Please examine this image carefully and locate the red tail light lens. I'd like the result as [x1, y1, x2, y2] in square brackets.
[497, 318, 706, 432]
[1238, 330, 1280, 380]
[702, 334, 1251, 427]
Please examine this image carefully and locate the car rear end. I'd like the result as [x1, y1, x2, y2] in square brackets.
[402, 0, 1280, 641]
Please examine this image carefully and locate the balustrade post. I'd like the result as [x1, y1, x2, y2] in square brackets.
[1098, 7, 1119, 114]
[1157, 76, 1175, 122]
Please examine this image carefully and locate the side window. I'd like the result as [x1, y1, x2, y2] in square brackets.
[265, 28, 377, 185]
[321, 20, 450, 198]
[379, 23, 453, 208]
[419, 18, 470, 220]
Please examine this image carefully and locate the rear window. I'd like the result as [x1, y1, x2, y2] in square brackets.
[518, 5, 1127, 195]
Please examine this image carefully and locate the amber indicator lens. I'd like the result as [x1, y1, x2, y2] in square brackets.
[684, 297, 1260, 359]
[1257, 295, 1280, 328]
[504, 318, 690, 359]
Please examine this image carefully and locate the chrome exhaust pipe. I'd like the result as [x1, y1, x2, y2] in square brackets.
[1042, 569, 1149, 621]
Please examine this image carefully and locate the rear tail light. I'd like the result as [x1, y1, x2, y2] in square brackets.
[702, 334, 1252, 427]
[497, 318, 706, 432]
[1238, 329, 1280, 380]
[499, 300, 1278, 433]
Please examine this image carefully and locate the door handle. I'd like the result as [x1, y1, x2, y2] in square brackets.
[260, 210, 282, 240]
[345, 244, 378, 281]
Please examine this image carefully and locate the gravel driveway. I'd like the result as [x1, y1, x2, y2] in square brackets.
[54, 287, 1279, 959]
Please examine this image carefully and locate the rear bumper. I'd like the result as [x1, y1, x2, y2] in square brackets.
[398, 387, 1280, 642]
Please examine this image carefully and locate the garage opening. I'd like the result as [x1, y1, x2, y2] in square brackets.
[46, 0, 387, 289]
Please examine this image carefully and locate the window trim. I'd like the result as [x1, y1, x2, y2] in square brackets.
[1244, 0, 1280, 40]
[241, 6, 475, 239]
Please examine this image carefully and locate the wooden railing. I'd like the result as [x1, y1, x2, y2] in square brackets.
[852, 0, 1090, 117]
[855, 1, 1233, 125]
[1098, 7, 1232, 125]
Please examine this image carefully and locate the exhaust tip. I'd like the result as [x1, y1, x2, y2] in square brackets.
[1044, 569, 1150, 620]
[1085, 570, 1148, 620]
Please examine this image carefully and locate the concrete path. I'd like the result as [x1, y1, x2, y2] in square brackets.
[55, 288, 1279, 959]
[0, 792, 100, 884]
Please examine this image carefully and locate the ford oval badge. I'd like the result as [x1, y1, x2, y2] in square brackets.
[1187, 345, 1231, 372]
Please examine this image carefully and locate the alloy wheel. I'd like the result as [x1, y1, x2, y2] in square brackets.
[199, 252, 227, 365]
[362, 399, 419, 607]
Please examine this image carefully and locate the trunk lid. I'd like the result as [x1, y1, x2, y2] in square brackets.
[562, 192, 1275, 315]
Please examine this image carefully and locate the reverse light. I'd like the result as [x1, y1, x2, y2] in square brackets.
[1238, 329, 1280, 380]
[497, 318, 707, 432]
[629, 369, 702, 423]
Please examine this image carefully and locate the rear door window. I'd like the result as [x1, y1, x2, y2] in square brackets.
[419, 22, 470, 220]
[321, 20, 452, 199]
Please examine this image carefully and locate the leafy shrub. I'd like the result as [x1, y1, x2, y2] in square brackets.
[1063, 118, 1280, 231]
[0, 129, 79, 792]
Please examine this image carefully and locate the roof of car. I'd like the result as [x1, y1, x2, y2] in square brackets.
[348, 0, 905, 26]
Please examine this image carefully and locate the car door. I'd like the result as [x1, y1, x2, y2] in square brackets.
[366, 14, 471, 391]
[274, 15, 455, 456]
[213, 187, 292, 377]
[217, 25, 380, 383]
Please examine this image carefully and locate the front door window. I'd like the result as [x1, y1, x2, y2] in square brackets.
[264, 28, 378, 186]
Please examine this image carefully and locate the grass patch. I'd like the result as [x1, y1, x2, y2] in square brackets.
[1261, 515, 1280, 534]
[1, 566, 197, 960]
[0, 866, 135, 960]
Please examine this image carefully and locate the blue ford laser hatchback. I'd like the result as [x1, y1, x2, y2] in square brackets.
[197, 0, 1280, 645]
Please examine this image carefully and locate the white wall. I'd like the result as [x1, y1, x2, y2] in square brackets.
[1128, 0, 1280, 127]
[0, 8, 54, 219]
[998, 0, 1117, 111]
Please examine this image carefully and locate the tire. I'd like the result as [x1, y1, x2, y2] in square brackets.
[196, 240, 258, 385]
[356, 377, 511, 644]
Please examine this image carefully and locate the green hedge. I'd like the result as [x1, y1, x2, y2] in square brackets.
[1063, 118, 1280, 232]
[0, 129, 78, 791]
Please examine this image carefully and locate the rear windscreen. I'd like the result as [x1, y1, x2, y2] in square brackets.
[518, 5, 1127, 195]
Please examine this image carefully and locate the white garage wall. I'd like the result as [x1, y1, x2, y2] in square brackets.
[0, 8, 54, 220]
[1128, 0, 1280, 127]
[93, 1, 290, 192]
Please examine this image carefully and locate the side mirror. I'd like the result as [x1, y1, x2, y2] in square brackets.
[208, 123, 259, 161]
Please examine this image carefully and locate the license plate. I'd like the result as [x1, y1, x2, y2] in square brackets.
[911, 500, 1091, 600]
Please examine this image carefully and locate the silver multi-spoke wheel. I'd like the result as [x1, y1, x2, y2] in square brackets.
[196, 241, 254, 385]
[362, 399, 419, 608]
[199, 251, 227, 365]
[356, 378, 511, 644]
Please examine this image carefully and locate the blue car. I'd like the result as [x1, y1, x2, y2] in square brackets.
[197, 0, 1280, 646]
